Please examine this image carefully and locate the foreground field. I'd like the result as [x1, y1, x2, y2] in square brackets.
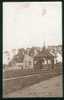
[4, 75, 63, 97]
[3, 63, 62, 95]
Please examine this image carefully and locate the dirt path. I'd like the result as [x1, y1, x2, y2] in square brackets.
[4, 75, 63, 97]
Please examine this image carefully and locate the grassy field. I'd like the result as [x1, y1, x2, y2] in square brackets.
[3, 63, 62, 95]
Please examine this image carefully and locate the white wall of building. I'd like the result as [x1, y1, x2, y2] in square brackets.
[3, 49, 18, 65]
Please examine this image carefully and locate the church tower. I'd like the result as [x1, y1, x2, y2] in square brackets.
[43, 41, 46, 50]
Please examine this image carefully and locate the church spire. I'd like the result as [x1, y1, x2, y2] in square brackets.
[43, 41, 46, 50]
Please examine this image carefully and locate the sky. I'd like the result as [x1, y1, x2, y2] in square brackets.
[3, 2, 62, 51]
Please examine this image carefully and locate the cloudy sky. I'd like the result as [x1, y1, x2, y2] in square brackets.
[3, 2, 62, 51]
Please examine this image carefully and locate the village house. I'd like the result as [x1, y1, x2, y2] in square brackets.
[49, 49, 62, 64]
[23, 46, 56, 71]
[3, 49, 18, 65]
[23, 54, 33, 69]
[33, 47, 55, 71]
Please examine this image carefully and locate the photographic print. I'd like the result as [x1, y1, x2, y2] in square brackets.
[3, 2, 62, 97]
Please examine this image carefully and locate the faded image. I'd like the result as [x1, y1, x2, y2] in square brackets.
[3, 2, 63, 97]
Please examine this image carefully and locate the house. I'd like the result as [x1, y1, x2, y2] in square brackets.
[23, 54, 33, 69]
[54, 51, 62, 63]
[33, 48, 54, 71]
[50, 50, 62, 64]
[3, 51, 10, 65]
[3, 49, 18, 65]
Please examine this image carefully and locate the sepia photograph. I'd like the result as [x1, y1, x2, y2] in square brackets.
[3, 1, 62, 97]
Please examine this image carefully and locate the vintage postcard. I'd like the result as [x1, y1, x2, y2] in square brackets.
[3, 2, 62, 97]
